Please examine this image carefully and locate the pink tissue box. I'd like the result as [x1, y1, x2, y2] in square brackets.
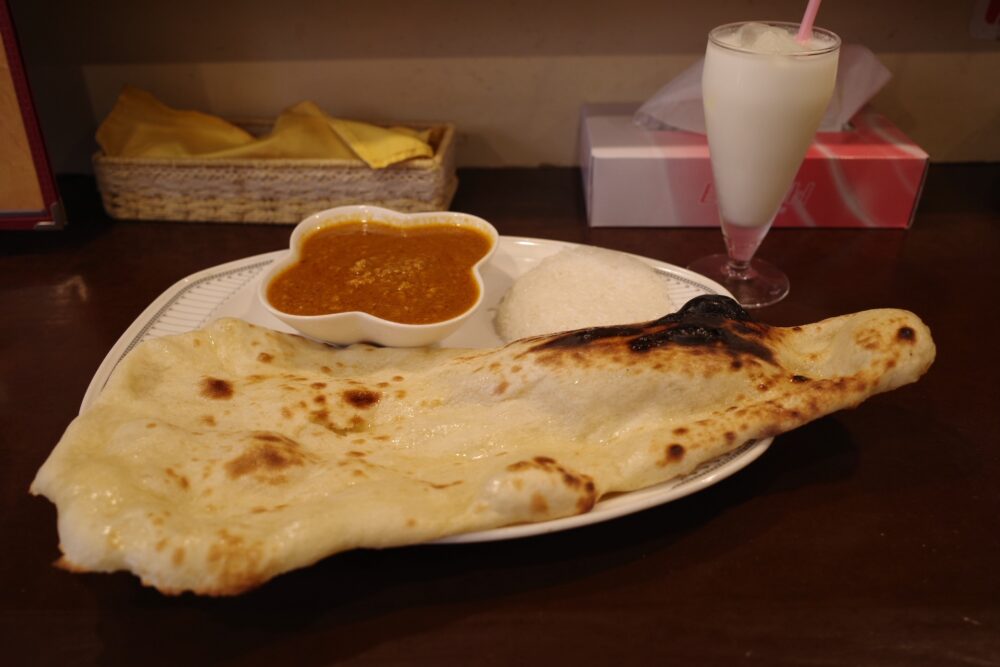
[579, 103, 928, 228]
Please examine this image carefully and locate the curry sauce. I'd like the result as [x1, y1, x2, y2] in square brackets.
[266, 221, 493, 324]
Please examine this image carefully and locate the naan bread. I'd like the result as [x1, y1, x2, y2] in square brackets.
[32, 297, 935, 595]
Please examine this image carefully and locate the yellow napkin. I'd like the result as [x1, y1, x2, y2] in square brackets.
[96, 86, 434, 168]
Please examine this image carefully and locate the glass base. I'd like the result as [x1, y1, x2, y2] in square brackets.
[686, 254, 789, 309]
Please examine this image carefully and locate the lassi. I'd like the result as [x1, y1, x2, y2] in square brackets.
[702, 22, 839, 231]
[688, 20, 841, 309]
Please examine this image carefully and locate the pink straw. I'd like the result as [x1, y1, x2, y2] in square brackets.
[796, 0, 823, 43]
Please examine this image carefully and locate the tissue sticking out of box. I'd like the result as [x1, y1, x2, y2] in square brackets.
[634, 44, 891, 134]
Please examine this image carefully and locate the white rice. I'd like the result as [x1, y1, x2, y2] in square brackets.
[495, 246, 677, 342]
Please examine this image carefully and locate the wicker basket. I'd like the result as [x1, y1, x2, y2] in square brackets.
[93, 121, 457, 223]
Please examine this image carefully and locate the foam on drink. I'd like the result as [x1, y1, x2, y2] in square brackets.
[728, 22, 834, 54]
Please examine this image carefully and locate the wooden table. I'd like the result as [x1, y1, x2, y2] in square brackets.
[3, 165, 998, 665]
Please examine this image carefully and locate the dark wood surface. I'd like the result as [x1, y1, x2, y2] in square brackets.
[3, 165, 998, 666]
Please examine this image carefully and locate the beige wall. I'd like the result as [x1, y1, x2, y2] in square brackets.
[11, 0, 1000, 171]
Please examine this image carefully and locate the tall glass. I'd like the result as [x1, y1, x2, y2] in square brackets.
[688, 21, 840, 308]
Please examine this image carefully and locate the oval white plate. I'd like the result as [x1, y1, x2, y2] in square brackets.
[80, 236, 771, 543]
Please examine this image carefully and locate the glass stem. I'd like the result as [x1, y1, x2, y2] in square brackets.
[721, 219, 772, 273]
[725, 257, 752, 280]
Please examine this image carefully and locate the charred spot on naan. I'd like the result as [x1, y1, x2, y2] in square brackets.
[308, 410, 367, 436]
[164, 467, 190, 490]
[658, 443, 686, 466]
[199, 377, 234, 400]
[531, 492, 549, 514]
[342, 389, 381, 408]
[505, 456, 598, 514]
[526, 296, 778, 370]
[849, 318, 921, 368]
[854, 328, 884, 351]
[224, 431, 316, 484]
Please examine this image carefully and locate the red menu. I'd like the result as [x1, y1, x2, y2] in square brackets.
[1, 0, 62, 230]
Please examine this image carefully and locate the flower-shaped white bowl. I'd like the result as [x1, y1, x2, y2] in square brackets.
[258, 205, 498, 347]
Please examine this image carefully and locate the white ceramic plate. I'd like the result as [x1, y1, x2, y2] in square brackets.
[81, 236, 772, 543]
